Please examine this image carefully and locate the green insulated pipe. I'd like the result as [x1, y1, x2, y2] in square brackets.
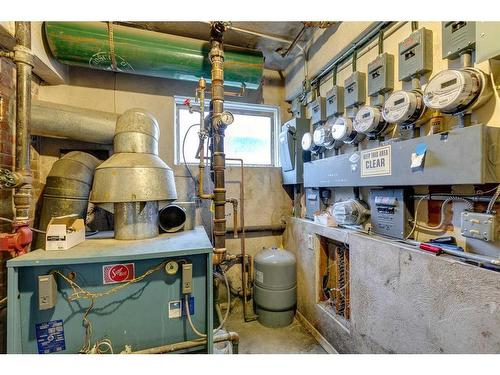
[44, 22, 264, 89]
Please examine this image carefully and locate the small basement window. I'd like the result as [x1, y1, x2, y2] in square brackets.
[318, 236, 351, 322]
[175, 97, 280, 167]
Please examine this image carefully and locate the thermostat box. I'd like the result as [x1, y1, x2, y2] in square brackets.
[45, 216, 85, 251]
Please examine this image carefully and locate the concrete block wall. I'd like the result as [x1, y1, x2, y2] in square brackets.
[284, 217, 500, 353]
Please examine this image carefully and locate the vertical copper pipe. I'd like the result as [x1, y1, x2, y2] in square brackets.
[210, 23, 228, 265]
[13, 22, 33, 225]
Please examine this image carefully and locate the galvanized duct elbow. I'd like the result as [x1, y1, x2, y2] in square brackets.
[90, 108, 177, 240]
[34, 151, 101, 249]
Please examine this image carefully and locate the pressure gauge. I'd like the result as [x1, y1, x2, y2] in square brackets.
[219, 111, 234, 126]
[383, 90, 425, 125]
[353, 105, 389, 136]
[423, 68, 492, 114]
[331, 116, 366, 144]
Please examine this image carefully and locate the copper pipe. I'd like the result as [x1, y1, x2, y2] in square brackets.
[226, 198, 238, 239]
[226, 157, 257, 322]
[126, 331, 240, 354]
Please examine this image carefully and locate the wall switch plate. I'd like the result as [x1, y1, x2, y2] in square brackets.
[182, 263, 193, 294]
[38, 274, 57, 310]
[461, 211, 497, 242]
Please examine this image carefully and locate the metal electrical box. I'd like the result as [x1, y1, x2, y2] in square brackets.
[326, 86, 344, 117]
[291, 98, 307, 118]
[369, 188, 413, 239]
[280, 117, 310, 185]
[398, 28, 433, 81]
[368, 53, 394, 96]
[310, 97, 327, 125]
[442, 21, 476, 60]
[7, 228, 214, 354]
[476, 22, 500, 63]
[344, 71, 366, 108]
[305, 188, 321, 220]
[304, 124, 500, 187]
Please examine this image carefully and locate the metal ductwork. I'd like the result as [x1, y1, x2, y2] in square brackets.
[44, 22, 264, 90]
[31, 100, 118, 144]
[90, 108, 177, 240]
[34, 151, 101, 249]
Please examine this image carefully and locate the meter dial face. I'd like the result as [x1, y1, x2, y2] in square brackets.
[423, 69, 481, 113]
[354, 106, 385, 134]
[383, 90, 423, 124]
[313, 120, 336, 149]
[331, 116, 353, 141]
[301, 132, 314, 151]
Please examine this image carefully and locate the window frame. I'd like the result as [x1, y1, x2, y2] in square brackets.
[174, 96, 281, 167]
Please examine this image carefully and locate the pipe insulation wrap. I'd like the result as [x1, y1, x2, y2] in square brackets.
[44, 22, 264, 90]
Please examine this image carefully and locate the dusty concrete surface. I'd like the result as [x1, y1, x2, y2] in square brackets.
[224, 299, 326, 354]
[284, 217, 500, 354]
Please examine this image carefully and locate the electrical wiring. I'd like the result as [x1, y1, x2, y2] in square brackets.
[182, 123, 201, 187]
[486, 185, 500, 214]
[185, 269, 231, 338]
[0, 216, 46, 233]
[0, 297, 6, 306]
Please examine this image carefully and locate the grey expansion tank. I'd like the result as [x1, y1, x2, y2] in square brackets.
[253, 247, 297, 328]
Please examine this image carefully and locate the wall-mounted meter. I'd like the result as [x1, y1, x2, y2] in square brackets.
[382, 90, 426, 125]
[353, 105, 392, 137]
[313, 119, 341, 150]
[423, 68, 492, 114]
[326, 86, 344, 118]
[332, 199, 370, 226]
[309, 96, 327, 125]
[368, 53, 394, 96]
[291, 98, 306, 118]
[331, 116, 365, 144]
[442, 21, 476, 60]
[398, 28, 433, 81]
[344, 71, 366, 108]
[301, 132, 323, 155]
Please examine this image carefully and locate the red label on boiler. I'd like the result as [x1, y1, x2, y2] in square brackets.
[102, 263, 135, 284]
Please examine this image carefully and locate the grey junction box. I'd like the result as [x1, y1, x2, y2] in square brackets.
[326, 85, 344, 117]
[442, 21, 476, 60]
[398, 28, 433, 81]
[344, 71, 366, 108]
[368, 53, 394, 96]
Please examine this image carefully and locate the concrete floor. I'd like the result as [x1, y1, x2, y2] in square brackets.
[224, 299, 327, 354]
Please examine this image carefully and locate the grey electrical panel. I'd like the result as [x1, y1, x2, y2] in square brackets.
[326, 86, 344, 117]
[369, 188, 413, 239]
[310, 97, 327, 125]
[344, 71, 366, 108]
[303, 124, 500, 188]
[475, 22, 500, 63]
[280, 117, 310, 185]
[442, 21, 476, 60]
[305, 188, 321, 220]
[368, 53, 394, 96]
[291, 98, 307, 118]
[398, 28, 433, 81]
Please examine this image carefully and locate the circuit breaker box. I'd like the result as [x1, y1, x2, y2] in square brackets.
[305, 188, 321, 220]
[326, 86, 344, 118]
[398, 28, 433, 81]
[442, 21, 476, 59]
[7, 228, 214, 354]
[369, 188, 413, 239]
[344, 71, 366, 108]
[368, 53, 394, 96]
[280, 117, 310, 185]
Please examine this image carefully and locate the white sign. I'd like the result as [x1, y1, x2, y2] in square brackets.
[360, 145, 392, 177]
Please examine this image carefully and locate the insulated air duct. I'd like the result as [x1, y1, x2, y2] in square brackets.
[90, 108, 177, 240]
[44, 22, 264, 90]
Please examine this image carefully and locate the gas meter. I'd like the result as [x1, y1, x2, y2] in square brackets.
[353, 105, 392, 137]
[382, 90, 426, 125]
[301, 132, 323, 154]
[331, 116, 365, 144]
[423, 68, 492, 114]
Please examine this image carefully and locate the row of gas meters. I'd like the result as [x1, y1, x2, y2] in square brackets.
[298, 22, 494, 154]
